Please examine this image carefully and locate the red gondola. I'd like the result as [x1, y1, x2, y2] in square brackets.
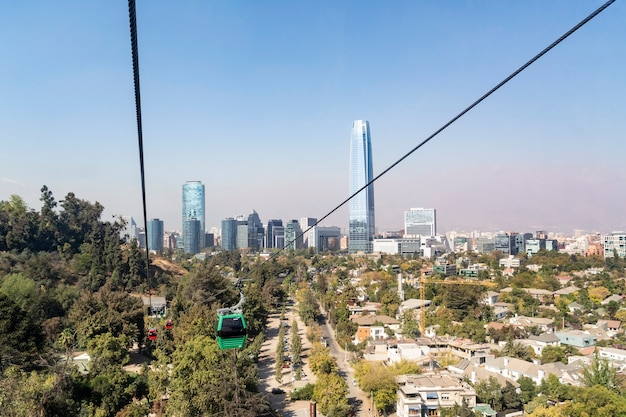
[148, 328, 157, 341]
[165, 319, 173, 330]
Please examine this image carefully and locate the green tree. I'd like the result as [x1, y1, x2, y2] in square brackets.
[312, 373, 349, 416]
[540, 345, 567, 364]
[474, 376, 503, 411]
[354, 361, 398, 412]
[309, 344, 338, 375]
[0, 293, 43, 370]
[517, 376, 536, 404]
[167, 335, 270, 417]
[68, 284, 144, 347]
[580, 352, 619, 392]
[501, 381, 522, 410]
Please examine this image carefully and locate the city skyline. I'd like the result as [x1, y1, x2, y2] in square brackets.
[2, 2, 625, 235]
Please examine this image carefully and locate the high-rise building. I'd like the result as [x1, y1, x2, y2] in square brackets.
[221, 218, 237, 251]
[309, 226, 342, 252]
[248, 211, 264, 251]
[183, 219, 201, 254]
[285, 220, 303, 250]
[147, 218, 164, 252]
[265, 219, 283, 249]
[300, 217, 317, 248]
[404, 208, 436, 237]
[182, 181, 205, 251]
[494, 232, 518, 256]
[349, 120, 375, 253]
[603, 233, 626, 258]
[236, 219, 249, 249]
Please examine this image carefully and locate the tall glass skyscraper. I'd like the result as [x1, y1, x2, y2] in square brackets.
[147, 218, 164, 252]
[349, 120, 375, 253]
[182, 181, 205, 252]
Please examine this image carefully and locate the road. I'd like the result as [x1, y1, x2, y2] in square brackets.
[317, 310, 375, 417]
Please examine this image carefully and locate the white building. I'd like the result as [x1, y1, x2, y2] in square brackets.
[396, 373, 476, 417]
[404, 208, 436, 237]
[604, 232, 626, 258]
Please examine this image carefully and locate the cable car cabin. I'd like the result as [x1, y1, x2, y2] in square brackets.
[216, 313, 247, 350]
[148, 328, 157, 341]
[165, 319, 173, 330]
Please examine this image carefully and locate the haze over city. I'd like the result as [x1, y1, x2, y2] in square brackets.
[1, 1, 625, 235]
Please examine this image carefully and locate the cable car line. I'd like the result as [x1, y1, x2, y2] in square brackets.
[240, 0, 615, 280]
[128, 0, 157, 342]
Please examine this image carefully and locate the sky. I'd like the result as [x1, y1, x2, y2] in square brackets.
[1, 1, 625, 237]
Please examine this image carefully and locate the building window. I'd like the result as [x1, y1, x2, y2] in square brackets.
[426, 392, 438, 400]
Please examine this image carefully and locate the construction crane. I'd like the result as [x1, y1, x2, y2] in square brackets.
[418, 272, 496, 335]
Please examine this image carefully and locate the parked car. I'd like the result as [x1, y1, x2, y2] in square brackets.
[271, 388, 285, 394]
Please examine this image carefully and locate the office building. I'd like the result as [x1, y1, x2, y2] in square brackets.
[248, 210, 264, 251]
[349, 120, 375, 253]
[604, 233, 626, 258]
[221, 218, 237, 251]
[285, 220, 303, 250]
[299, 217, 317, 248]
[309, 226, 341, 252]
[404, 208, 436, 237]
[183, 219, 201, 254]
[494, 233, 518, 256]
[182, 181, 205, 251]
[265, 219, 283, 249]
[236, 219, 249, 249]
[147, 218, 164, 252]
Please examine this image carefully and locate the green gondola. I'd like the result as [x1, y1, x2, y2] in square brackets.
[216, 311, 247, 350]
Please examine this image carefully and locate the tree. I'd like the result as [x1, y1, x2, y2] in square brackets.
[309, 344, 338, 375]
[517, 376, 536, 404]
[501, 381, 522, 411]
[540, 345, 567, 364]
[580, 352, 619, 392]
[68, 284, 144, 347]
[167, 335, 270, 417]
[474, 376, 503, 411]
[353, 361, 398, 412]
[496, 341, 533, 362]
[0, 293, 43, 370]
[312, 373, 349, 416]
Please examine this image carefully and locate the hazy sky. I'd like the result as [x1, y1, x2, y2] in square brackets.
[1, 1, 624, 236]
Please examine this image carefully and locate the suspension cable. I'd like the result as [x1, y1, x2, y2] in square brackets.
[128, 0, 153, 312]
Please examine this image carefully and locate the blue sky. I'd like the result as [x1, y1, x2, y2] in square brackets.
[1, 1, 624, 235]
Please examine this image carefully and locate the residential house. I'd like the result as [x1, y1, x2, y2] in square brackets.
[596, 319, 622, 333]
[484, 356, 545, 385]
[568, 302, 584, 313]
[351, 314, 400, 343]
[601, 294, 624, 306]
[354, 325, 386, 343]
[509, 316, 555, 332]
[396, 373, 476, 417]
[555, 330, 597, 348]
[399, 298, 432, 317]
[556, 274, 574, 287]
[554, 286, 579, 297]
[447, 340, 494, 365]
[518, 333, 560, 356]
[482, 291, 499, 306]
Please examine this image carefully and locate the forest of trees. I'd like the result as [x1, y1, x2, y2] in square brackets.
[0, 188, 288, 416]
